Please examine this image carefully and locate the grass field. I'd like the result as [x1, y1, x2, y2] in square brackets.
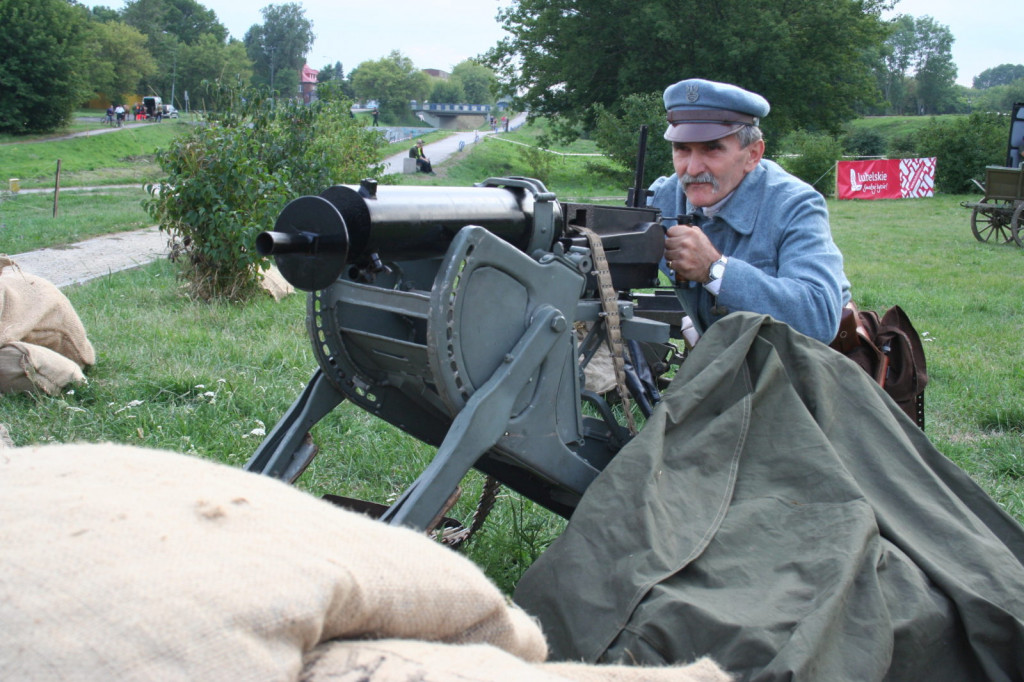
[1, 117, 1021, 595]
[0, 122, 186, 188]
[0, 188, 151, 253]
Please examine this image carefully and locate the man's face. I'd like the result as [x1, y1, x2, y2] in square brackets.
[672, 133, 764, 207]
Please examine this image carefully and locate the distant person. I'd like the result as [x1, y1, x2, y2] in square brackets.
[372, 108, 379, 126]
[114, 104, 126, 127]
[105, 105, 114, 125]
[411, 139, 434, 174]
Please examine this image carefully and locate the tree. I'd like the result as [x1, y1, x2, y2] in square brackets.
[485, 0, 890, 143]
[430, 78, 465, 104]
[351, 51, 430, 123]
[120, 0, 227, 46]
[451, 60, 497, 104]
[592, 92, 673, 187]
[972, 80, 1024, 116]
[974, 64, 1024, 90]
[875, 15, 958, 115]
[318, 61, 354, 99]
[911, 16, 957, 114]
[173, 36, 253, 111]
[876, 15, 917, 114]
[115, 0, 237, 108]
[317, 61, 344, 82]
[244, 3, 314, 96]
[89, 5, 122, 23]
[0, 0, 91, 134]
[82, 21, 158, 103]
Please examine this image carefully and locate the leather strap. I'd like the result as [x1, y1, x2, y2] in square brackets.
[574, 226, 638, 435]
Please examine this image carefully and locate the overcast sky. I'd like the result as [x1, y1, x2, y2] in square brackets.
[104, 0, 1018, 87]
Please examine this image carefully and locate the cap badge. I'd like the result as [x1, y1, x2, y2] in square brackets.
[685, 84, 700, 103]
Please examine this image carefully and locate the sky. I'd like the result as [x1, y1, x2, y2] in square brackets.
[104, 0, 1018, 87]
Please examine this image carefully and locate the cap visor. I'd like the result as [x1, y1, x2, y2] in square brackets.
[664, 122, 744, 143]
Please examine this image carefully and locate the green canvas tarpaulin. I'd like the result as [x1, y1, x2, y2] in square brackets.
[515, 313, 1024, 681]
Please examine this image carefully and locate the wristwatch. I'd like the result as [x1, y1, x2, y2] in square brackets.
[707, 256, 728, 284]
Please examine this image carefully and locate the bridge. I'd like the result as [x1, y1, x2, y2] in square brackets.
[411, 102, 501, 130]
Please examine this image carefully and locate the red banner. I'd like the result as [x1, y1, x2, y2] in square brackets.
[836, 158, 935, 200]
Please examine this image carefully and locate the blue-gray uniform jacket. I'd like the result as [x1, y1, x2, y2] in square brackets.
[648, 159, 851, 344]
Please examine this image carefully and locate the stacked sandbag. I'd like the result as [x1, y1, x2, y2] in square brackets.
[0, 443, 729, 682]
[0, 257, 95, 395]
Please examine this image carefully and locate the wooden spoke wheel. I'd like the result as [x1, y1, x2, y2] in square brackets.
[1012, 202, 1024, 248]
[971, 198, 1015, 244]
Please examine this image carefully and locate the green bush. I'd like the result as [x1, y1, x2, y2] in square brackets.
[776, 131, 843, 196]
[145, 83, 385, 300]
[887, 132, 920, 158]
[913, 112, 1006, 193]
[591, 92, 674, 188]
[841, 128, 887, 157]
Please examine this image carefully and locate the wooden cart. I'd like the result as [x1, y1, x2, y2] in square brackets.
[964, 166, 1024, 247]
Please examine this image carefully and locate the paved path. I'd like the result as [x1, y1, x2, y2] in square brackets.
[5, 114, 529, 288]
[6, 227, 168, 288]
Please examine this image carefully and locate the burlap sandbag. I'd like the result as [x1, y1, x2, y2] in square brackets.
[260, 265, 295, 302]
[0, 258, 96, 367]
[0, 443, 547, 680]
[302, 640, 730, 681]
[0, 341, 86, 395]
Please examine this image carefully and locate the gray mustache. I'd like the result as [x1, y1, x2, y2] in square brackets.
[679, 173, 719, 191]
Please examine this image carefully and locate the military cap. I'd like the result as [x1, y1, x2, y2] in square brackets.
[663, 78, 770, 143]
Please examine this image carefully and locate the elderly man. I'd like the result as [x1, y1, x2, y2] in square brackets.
[649, 78, 850, 344]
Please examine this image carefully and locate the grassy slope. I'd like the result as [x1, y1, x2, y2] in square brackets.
[0, 121, 188, 188]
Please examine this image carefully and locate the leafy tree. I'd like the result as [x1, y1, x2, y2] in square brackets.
[351, 51, 430, 123]
[317, 61, 344, 82]
[592, 92, 673, 188]
[89, 5, 122, 23]
[485, 0, 890, 143]
[244, 3, 314, 96]
[120, 0, 227, 46]
[974, 64, 1024, 90]
[173, 36, 253, 111]
[82, 21, 158, 103]
[145, 82, 386, 300]
[115, 0, 237, 108]
[0, 0, 91, 134]
[911, 16, 957, 114]
[875, 15, 958, 114]
[317, 61, 355, 99]
[972, 80, 1024, 115]
[430, 78, 465, 104]
[876, 15, 917, 114]
[451, 60, 497, 104]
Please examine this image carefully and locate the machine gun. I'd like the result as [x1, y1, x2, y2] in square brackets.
[245, 173, 685, 531]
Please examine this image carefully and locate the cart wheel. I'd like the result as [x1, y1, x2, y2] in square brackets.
[1012, 202, 1024, 248]
[971, 199, 1015, 243]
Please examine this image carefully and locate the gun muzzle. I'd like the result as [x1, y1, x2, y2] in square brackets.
[257, 194, 352, 291]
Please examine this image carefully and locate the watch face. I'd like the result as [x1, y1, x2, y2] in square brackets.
[711, 261, 725, 279]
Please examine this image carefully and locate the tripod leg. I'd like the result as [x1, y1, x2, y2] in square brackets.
[244, 369, 346, 482]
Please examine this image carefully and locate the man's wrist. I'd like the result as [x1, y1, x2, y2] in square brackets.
[703, 256, 728, 294]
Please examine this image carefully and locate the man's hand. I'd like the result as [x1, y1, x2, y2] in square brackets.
[665, 224, 720, 283]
